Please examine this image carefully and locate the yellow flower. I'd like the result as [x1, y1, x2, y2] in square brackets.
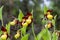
[1, 32, 7, 40]
[26, 18, 31, 24]
[14, 32, 20, 39]
[45, 23, 52, 28]
[47, 23, 51, 28]
[1, 34, 7, 40]
[47, 14, 53, 20]
[10, 21, 16, 26]
[10, 19, 17, 26]
[22, 22, 28, 27]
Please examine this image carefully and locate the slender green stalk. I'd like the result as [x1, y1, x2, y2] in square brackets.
[31, 10, 36, 40]
[54, 25, 55, 32]
[32, 23, 35, 37]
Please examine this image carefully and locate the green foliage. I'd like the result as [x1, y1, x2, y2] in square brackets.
[37, 28, 51, 40]
[21, 27, 27, 35]
[52, 19, 55, 26]
[37, 5, 58, 40]
[52, 32, 58, 40]
[21, 34, 29, 40]
[0, 6, 4, 20]
[44, 5, 48, 14]
[0, 37, 2, 40]
[6, 23, 10, 34]
[37, 29, 46, 40]
[18, 9, 24, 22]
[54, 15, 57, 21]
[51, 15, 57, 26]
[42, 19, 47, 25]
[0, 6, 59, 40]
[37, 28, 58, 40]
[42, 28, 51, 40]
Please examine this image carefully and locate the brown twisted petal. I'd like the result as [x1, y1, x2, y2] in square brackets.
[1, 26, 7, 32]
[15, 20, 20, 24]
[26, 12, 32, 17]
[44, 13, 48, 19]
[22, 16, 28, 19]
[47, 10, 52, 12]
[19, 22, 22, 26]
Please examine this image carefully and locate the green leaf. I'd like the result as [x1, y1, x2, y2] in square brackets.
[6, 23, 10, 34]
[0, 30, 2, 36]
[21, 27, 27, 35]
[0, 38, 2, 40]
[42, 19, 47, 25]
[52, 32, 58, 40]
[21, 34, 29, 40]
[42, 28, 51, 40]
[0, 6, 4, 20]
[0, 30, 2, 40]
[44, 5, 48, 14]
[52, 19, 55, 26]
[37, 29, 46, 40]
[7, 38, 10, 40]
[35, 37, 38, 40]
[37, 28, 51, 40]
[18, 9, 24, 22]
[54, 15, 57, 21]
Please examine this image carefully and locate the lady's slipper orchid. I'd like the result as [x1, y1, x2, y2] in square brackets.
[22, 22, 28, 27]
[44, 10, 52, 18]
[45, 22, 53, 28]
[14, 30, 20, 39]
[1, 33, 7, 40]
[47, 14, 53, 20]
[1, 27, 9, 40]
[20, 12, 33, 27]
[26, 18, 32, 24]
[10, 18, 19, 26]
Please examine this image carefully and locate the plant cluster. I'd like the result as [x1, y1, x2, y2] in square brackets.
[0, 6, 59, 40]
